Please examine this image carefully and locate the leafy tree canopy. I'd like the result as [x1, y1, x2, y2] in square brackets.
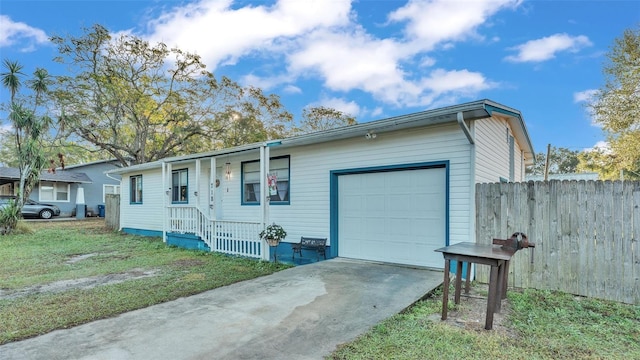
[585, 26, 640, 179]
[50, 25, 299, 167]
[297, 106, 357, 134]
[526, 146, 580, 176]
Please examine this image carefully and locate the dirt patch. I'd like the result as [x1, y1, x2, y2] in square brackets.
[0, 268, 159, 300]
[430, 282, 518, 337]
[28, 218, 113, 234]
[172, 258, 206, 267]
[66, 253, 99, 264]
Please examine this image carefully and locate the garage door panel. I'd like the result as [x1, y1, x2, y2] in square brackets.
[338, 167, 446, 268]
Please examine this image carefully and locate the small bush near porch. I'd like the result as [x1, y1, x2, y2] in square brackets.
[329, 284, 639, 360]
[0, 219, 290, 344]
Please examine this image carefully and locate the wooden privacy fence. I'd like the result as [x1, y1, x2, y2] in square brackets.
[475, 180, 639, 305]
[105, 194, 120, 231]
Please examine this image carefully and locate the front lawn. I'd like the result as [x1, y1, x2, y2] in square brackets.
[0, 219, 290, 344]
[329, 285, 640, 360]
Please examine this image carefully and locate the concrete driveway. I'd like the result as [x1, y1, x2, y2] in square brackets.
[0, 258, 443, 360]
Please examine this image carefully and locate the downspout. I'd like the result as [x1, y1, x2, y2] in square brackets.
[105, 172, 120, 182]
[457, 111, 474, 145]
[459, 111, 477, 279]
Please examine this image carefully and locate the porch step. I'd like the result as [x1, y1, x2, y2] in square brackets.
[167, 233, 210, 251]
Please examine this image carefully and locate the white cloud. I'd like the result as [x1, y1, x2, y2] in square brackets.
[583, 141, 610, 153]
[574, 89, 597, 103]
[0, 123, 12, 134]
[140, 0, 519, 108]
[370, 107, 384, 117]
[240, 73, 294, 91]
[288, 30, 496, 107]
[0, 15, 49, 51]
[288, 30, 414, 104]
[573, 89, 600, 127]
[388, 0, 520, 51]
[282, 85, 302, 94]
[144, 0, 352, 68]
[421, 68, 492, 95]
[315, 96, 361, 117]
[505, 33, 592, 63]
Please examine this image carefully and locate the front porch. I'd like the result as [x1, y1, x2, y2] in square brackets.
[167, 205, 264, 259]
[166, 205, 329, 264]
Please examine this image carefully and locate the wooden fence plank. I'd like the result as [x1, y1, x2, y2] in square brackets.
[632, 182, 640, 304]
[475, 180, 639, 305]
[612, 181, 624, 302]
[622, 182, 634, 303]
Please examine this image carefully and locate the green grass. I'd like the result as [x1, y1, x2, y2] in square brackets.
[329, 286, 640, 360]
[3, 220, 638, 357]
[0, 219, 290, 344]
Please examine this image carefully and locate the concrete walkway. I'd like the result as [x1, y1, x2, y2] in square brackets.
[0, 258, 443, 360]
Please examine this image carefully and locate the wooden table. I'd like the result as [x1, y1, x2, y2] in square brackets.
[434, 242, 515, 330]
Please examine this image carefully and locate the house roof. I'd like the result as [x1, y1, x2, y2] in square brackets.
[63, 159, 122, 170]
[0, 167, 93, 184]
[526, 172, 599, 181]
[108, 99, 535, 175]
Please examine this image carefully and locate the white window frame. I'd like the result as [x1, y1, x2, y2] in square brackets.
[241, 156, 290, 205]
[171, 168, 189, 204]
[39, 181, 70, 202]
[130, 175, 143, 204]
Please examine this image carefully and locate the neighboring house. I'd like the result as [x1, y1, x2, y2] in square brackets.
[525, 172, 599, 182]
[63, 160, 123, 216]
[0, 159, 122, 217]
[108, 99, 535, 268]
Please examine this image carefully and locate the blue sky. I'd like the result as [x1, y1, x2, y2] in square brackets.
[1, 0, 639, 156]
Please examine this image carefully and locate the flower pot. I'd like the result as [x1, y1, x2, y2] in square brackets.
[267, 238, 280, 247]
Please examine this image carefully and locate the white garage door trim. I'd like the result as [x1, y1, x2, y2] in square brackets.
[329, 161, 449, 268]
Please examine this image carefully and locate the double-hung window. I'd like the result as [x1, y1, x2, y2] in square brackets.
[172, 169, 188, 203]
[242, 156, 290, 205]
[130, 175, 143, 204]
[39, 181, 69, 202]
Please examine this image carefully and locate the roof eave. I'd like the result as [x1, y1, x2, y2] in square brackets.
[483, 100, 535, 166]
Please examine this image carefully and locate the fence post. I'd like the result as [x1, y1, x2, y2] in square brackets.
[105, 194, 120, 231]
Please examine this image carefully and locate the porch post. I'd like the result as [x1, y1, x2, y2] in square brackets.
[260, 145, 271, 261]
[210, 157, 216, 219]
[165, 162, 172, 242]
[195, 159, 200, 209]
[261, 145, 271, 226]
[161, 162, 167, 243]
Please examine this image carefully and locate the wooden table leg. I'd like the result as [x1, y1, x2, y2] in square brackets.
[441, 259, 451, 320]
[485, 264, 499, 330]
[496, 260, 505, 312]
[465, 262, 472, 294]
[454, 261, 463, 304]
[501, 260, 510, 300]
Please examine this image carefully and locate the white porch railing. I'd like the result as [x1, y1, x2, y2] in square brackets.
[168, 206, 265, 259]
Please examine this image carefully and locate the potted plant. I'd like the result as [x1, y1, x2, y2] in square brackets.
[259, 223, 287, 247]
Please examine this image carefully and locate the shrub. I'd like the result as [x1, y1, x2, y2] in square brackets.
[0, 200, 22, 235]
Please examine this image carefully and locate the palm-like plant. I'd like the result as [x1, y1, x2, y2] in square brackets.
[1, 59, 24, 104]
[0, 60, 52, 234]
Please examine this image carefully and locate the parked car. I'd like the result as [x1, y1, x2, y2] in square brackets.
[0, 196, 61, 219]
